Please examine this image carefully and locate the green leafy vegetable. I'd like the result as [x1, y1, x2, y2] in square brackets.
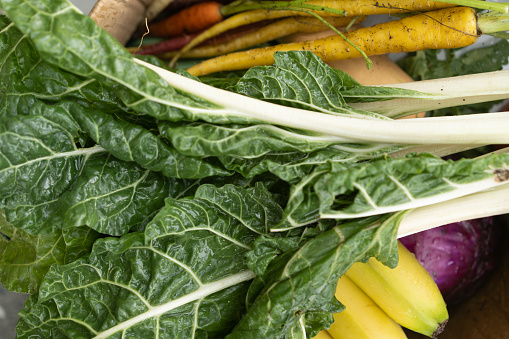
[276, 153, 509, 231]
[399, 39, 509, 81]
[158, 121, 400, 159]
[1, 0, 509, 338]
[235, 51, 429, 118]
[0, 104, 106, 234]
[0, 211, 98, 293]
[73, 108, 232, 179]
[398, 39, 509, 117]
[58, 155, 170, 236]
[218, 144, 405, 183]
[229, 213, 404, 338]
[16, 184, 281, 338]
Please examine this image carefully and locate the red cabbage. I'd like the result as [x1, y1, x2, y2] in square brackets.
[400, 217, 503, 305]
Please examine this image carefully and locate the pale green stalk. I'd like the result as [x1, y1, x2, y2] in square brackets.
[351, 70, 509, 118]
[431, 0, 509, 13]
[136, 59, 509, 145]
[398, 184, 509, 238]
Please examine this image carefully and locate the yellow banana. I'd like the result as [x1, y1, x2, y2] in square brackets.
[312, 330, 333, 339]
[345, 241, 448, 337]
[327, 274, 407, 339]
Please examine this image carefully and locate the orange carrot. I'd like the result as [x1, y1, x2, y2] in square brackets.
[149, 1, 223, 37]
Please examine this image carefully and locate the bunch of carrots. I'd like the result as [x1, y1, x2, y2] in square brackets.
[130, 0, 509, 76]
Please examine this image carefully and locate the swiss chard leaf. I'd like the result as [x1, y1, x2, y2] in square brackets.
[227, 213, 403, 338]
[16, 184, 282, 338]
[399, 39, 509, 81]
[57, 154, 170, 236]
[0, 210, 98, 294]
[158, 121, 345, 157]
[275, 153, 509, 231]
[72, 107, 232, 179]
[398, 39, 509, 117]
[218, 145, 405, 183]
[235, 51, 430, 118]
[0, 102, 106, 234]
[0, 0, 250, 124]
[0, 15, 129, 117]
[0, 14, 230, 180]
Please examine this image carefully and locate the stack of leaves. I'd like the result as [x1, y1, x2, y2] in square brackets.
[1, 0, 509, 338]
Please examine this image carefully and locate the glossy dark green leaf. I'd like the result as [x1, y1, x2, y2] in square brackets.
[159, 121, 343, 157]
[0, 102, 106, 234]
[16, 184, 283, 338]
[276, 153, 509, 231]
[73, 107, 231, 179]
[0, 0, 252, 124]
[0, 210, 98, 293]
[219, 144, 404, 182]
[1, 13, 230, 180]
[57, 155, 170, 236]
[235, 51, 428, 116]
[227, 213, 403, 338]
[244, 235, 301, 276]
[0, 15, 129, 117]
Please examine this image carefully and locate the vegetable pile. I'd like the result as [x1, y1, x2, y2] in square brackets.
[1, 0, 509, 338]
[131, 0, 509, 75]
[401, 217, 504, 305]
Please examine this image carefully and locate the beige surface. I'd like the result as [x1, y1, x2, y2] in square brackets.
[89, 0, 149, 45]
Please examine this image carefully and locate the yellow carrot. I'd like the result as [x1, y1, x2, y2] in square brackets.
[187, 6, 479, 76]
[305, 0, 455, 15]
[160, 16, 362, 60]
[168, 8, 306, 66]
[170, 0, 456, 65]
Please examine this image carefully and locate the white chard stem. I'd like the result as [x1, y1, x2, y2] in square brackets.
[352, 70, 509, 117]
[136, 59, 509, 145]
[398, 184, 509, 238]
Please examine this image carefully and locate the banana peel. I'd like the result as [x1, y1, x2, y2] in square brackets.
[345, 241, 448, 338]
[328, 275, 407, 339]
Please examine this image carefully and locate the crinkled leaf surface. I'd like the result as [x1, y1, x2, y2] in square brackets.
[16, 184, 283, 338]
[57, 154, 170, 236]
[159, 121, 348, 158]
[0, 14, 230, 180]
[227, 213, 403, 338]
[0, 99, 201, 237]
[275, 153, 509, 231]
[0, 102, 106, 234]
[218, 144, 405, 182]
[73, 107, 231, 178]
[0, 15, 128, 117]
[0, 210, 98, 293]
[235, 51, 429, 117]
[0, 0, 256, 124]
